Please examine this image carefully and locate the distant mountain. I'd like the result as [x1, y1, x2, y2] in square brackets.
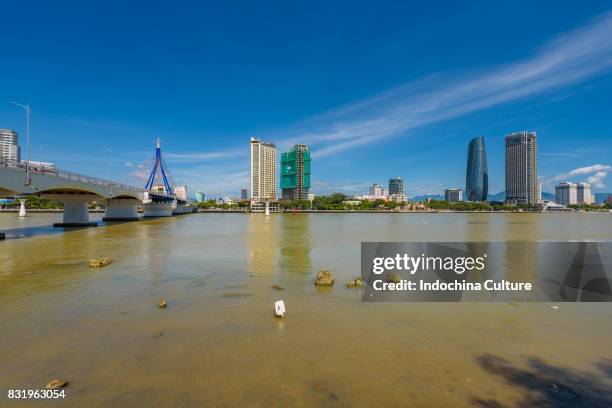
[486, 191, 506, 202]
[487, 191, 555, 202]
[595, 193, 612, 204]
[410, 194, 444, 202]
[410, 190, 564, 203]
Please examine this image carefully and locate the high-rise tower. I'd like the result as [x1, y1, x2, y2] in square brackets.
[465, 136, 488, 202]
[505, 131, 538, 205]
[250, 137, 277, 202]
[388, 177, 404, 196]
[281, 144, 311, 201]
[0, 129, 20, 163]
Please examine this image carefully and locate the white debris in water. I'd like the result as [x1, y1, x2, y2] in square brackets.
[550, 305, 559, 310]
[274, 300, 286, 317]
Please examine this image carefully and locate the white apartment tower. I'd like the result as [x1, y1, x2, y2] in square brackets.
[556, 182, 593, 206]
[370, 183, 387, 198]
[505, 131, 538, 205]
[250, 137, 277, 202]
[0, 129, 20, 163]
[173, 186, 188, 201]
[556, 182, 577, 206]
[577, 182, 593, 205]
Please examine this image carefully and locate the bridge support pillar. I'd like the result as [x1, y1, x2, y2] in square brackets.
[172, 202, 192, 215]
[42, 194, 98, 227]
[18, 199, 27, 217]
[143, 201, 174, 217]
[103, 198, 140, 221]
[172, 203, 183, 215]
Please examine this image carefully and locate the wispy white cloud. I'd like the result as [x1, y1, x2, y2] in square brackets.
[277, 12, 612, 157]
[129, 164, 149, 183]
[164, 148, 246, 163]
[552, 164, 611, 188]
[170, 165, 250, 196]
[588, 171, 609, 188]
[541, 147, 607, 158]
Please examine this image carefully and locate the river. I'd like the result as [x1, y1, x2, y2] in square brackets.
[1, 212, 612, 407]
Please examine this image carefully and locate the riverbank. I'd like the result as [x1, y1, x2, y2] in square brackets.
[197, 208, 611, 214]
[2, 208, 610, 214]
[0, 208, 104, 213]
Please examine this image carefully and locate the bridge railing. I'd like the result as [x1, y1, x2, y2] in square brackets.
[0, 157, 143, 193]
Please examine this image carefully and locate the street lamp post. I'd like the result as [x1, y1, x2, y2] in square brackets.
[12, 102, 31, 185]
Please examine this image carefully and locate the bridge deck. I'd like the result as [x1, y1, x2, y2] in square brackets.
[0, 159, 144, 200]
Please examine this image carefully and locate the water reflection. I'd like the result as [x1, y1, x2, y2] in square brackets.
[246, 214, 279, 277]
[279, 214, 311, 275]
[137, 219, 171, 285]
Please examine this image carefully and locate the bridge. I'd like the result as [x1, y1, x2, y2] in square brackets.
[0, 141, 194, 226]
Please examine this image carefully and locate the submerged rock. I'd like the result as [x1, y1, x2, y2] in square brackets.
[315, 270, 334, 287]
[89, 258, 112, 268]
[45, 380, 68, 390]
[153, 331, 164, 338]
[222, 292, 252, 298]
[313, 383, 327, 392]
[158, 299, 167, 308]
[386, 273, 401, 283]
[272, 285, 284, 291]
[346, 277, 365, 288]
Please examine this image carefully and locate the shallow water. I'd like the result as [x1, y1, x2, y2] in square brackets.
[1, 212, 612, 407]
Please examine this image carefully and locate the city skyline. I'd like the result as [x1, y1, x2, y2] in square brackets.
[1, 2, 611, 198]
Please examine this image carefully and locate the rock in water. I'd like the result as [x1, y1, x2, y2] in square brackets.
[221, 292, 252, 298]
[315, 270, 334, 287]
[274, 300, 286, 317]
[346, 277, 365, 288]
[272, 285, 284, 291]
[313, 383, 327, 392]
[158, 299, 167, 308]
[386, 273, 401, 283]
[45, 380, 68, 389]
[89, 258, 112, 268]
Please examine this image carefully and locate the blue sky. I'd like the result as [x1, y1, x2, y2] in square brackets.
[1, 0, 611, 198]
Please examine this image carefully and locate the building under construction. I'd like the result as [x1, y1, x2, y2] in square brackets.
[281, 144, 311, 201]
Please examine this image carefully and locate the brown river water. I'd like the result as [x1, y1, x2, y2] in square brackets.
[1, 212, 612, 407]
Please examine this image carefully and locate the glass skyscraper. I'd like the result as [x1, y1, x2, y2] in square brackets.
[465, 136, 488, 202]
[388, 177, 403, 196]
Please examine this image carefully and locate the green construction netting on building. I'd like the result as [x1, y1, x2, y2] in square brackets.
[281, 148, 310, 189]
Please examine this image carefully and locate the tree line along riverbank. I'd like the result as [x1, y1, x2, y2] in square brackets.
[2, 193, 611, 213]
